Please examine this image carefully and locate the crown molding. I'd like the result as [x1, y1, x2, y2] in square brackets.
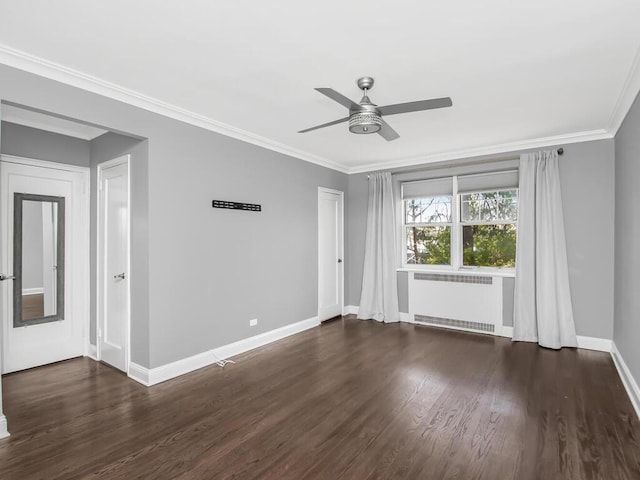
[608, 43, 640, 135]
[0, 44, 349, 173]
[0, 43, 628, 176]
[346, 129, 613, 174]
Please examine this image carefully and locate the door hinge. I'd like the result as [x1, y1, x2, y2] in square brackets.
[98, 327, 102, 339]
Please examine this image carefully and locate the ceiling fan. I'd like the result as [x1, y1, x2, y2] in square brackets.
[298, 77, 452, 141]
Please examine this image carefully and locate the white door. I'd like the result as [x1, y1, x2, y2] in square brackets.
[318, 188, 344, 321]
[1, 157, 89, 373]
[97, 157, 129, 372]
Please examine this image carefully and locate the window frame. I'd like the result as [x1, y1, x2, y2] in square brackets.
[459, 187, 518, 270]
[403, 195, 453, 266]
[401, 176, 518, 273]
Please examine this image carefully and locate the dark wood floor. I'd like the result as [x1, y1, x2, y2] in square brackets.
[1, 316, 639, 479]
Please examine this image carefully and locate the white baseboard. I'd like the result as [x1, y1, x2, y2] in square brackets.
[128, 316, 320, 387]
[345, 305, 408, 321]
[343, 305, 358, 315]
[576, 335, 612, 352]
[0, 415, 9, 439]
[499, 326, 514, 338]
[403, 318, 611, 353]
[346, 305, 409, 322]
[22, 287, 44, 295]
[212, 316, 319, 361]
[500, 329, 611, 352]
[611, 342, 640, 421]
[84, 343, 98, 361]
[128, 362, 151, 387]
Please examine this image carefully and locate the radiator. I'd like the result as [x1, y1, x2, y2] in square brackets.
[408, 272, 503, 335]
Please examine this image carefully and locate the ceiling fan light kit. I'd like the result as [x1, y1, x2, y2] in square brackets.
[299, 76, 453, 141]
[349, 112, 382, 134]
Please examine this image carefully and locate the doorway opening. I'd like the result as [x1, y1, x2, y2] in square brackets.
[0, 102, 145, 375]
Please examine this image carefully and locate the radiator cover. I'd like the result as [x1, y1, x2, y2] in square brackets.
[409, 272, 503, 335]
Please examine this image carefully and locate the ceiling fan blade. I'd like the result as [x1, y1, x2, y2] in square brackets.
[298, 116, 349, 133]
[315, 88, 359, 110]
[377, 119, 400, 141]
[378, 97, 453, 116]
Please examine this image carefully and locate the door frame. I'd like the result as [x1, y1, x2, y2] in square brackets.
[317, 187, 344, 321]
[96, 155, 131, 374]
[0, 154, 90, 371]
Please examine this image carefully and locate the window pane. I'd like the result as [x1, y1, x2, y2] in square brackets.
[462, 224, 516, 267]
[406, 226, 451, 265]
[461, 190, 518, 223]
[405, 196, 452, 224]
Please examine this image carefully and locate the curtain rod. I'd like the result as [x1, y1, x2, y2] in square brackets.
[366, 148, 564, 178]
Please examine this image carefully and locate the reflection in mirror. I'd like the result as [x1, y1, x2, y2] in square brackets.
[14, 193, 65, 327]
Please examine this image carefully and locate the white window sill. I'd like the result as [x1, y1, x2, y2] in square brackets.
[397, 267, 516, 278]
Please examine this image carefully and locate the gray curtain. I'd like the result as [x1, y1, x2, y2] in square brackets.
[513, 150, 577, 349]
[358, 172, 400, 323]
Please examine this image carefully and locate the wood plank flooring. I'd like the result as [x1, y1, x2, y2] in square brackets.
[1, 316, 639, 479]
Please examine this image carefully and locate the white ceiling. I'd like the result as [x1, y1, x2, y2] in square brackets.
[2, 104, 108, 140]
[0, 0, 638, 173]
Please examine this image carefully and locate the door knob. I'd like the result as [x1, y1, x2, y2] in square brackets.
[337, 259, 343, 263]
[114, 272, 126, 280]
[0, 274, 15, 281]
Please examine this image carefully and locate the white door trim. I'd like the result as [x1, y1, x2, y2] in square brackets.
[0, 155, 90, 371]
[96, 155, 131, 374]
[1, 154, 89, 174]
[317, 187, 344, 321]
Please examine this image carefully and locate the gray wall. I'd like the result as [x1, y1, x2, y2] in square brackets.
[502, 277, 515, 327]
[559, 140, 615, 339]
[397, 271, 408, 314]
[0, 64, 348, 369]
[1, 121, 90, 166]
[614, 91, 640, 381]
[347, 139, 615, 339]
[21, 200, 44, 290]
[346, 172, 369, 310]
[90, 132, 149, 366]
[146, 128, 347, 367]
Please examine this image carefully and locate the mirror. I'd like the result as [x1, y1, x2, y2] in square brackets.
[13, 193, 65, 327]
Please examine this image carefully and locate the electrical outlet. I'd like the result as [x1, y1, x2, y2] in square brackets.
[249, 318, 258, 327]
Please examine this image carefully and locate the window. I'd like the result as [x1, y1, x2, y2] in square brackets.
[405, 196, 452, 265]
[402, 177, 453, 266]
[460, 190, 518, 267]
[402, 171, 518, 270]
